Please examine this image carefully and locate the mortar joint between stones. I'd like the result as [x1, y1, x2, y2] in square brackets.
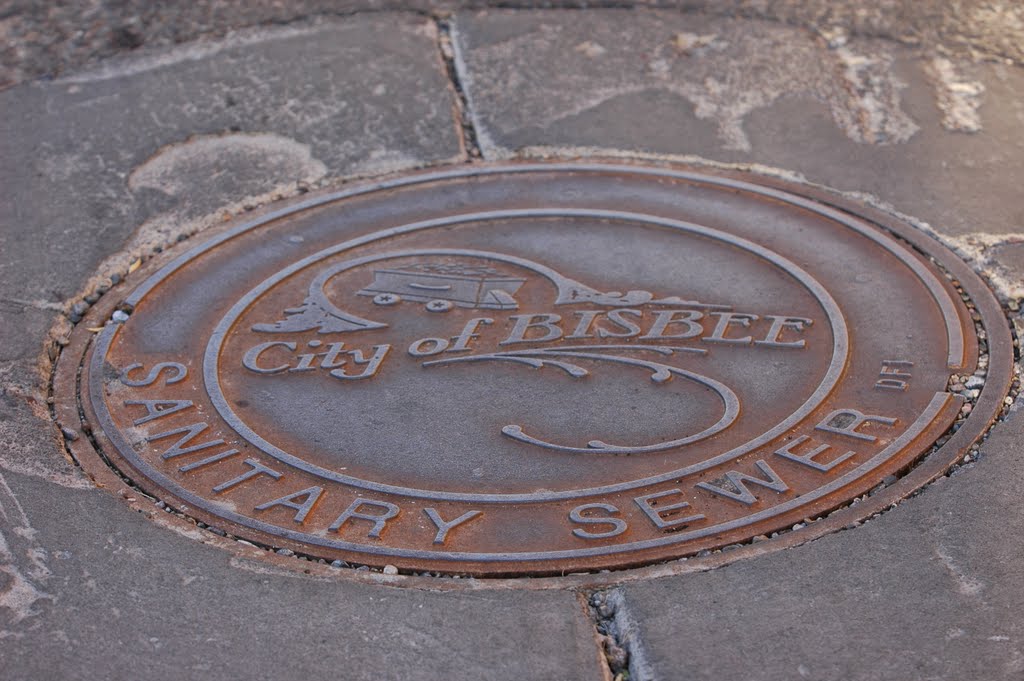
[584, 587, 636, 681]
[434, 16, 483, 160]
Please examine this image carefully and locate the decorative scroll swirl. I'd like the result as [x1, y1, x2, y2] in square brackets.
[422, 345, 739, 454]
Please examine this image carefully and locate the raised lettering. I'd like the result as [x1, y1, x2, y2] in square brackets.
[816, 409, 897, 442]
[596, 309, 643, 338]
[423, 508, 482, 545]
[567, 310, 602, 339]
[329, 499, 400, 539]
[292, 340, 325, 372]
[755, 315, 813, 348]
[177, 449, 240, 472]
[123, 399, 193, 426]
[569, 503, 628, 539]
[242, 341, 296, 374]
[449, 318, 494, 352]
[212, 458, 282, 493]
[705, 312, 759, 345]
[695, 460, 789, 506]
[120, 362, 187, 387]
[875, 360, 914, 391]
[146, 422, 224, 460]
[317, 342, 349, 369]
[501, 313, 563, 345]
[634, 489, 705, 529]
[640, 309, 704, 340]
[774, 435, 855, 472]
[329, 344, 390, 380]
[292, 341, 345, 372]
[255, 486, 324, 523]
[409, 337, 449, 357]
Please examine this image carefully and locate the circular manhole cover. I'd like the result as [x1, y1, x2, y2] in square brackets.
[56, 163, 1011, 577]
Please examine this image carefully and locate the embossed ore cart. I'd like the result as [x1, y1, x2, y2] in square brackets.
[358, 263, 526, 312]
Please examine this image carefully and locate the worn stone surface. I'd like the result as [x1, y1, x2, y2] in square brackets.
[0, 470, 603, 681]
[452, 9, 1024, 239]
[0, 13, 461, 356]
[616, 405, 1024, 681]
[0, 357, 89, 489]
[2, 1, 1022, 90]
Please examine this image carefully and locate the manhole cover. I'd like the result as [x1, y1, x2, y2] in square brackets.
[56, 163, 1011, 577]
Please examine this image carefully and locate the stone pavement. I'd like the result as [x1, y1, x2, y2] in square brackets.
[1, 5, 1022, 680]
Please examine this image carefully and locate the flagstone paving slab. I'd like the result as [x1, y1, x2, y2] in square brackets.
[0, 468, 604, 681]
[452, 8, 1024, 239]
[614, 406, 1024, 681]
[0, 12, 462, 363]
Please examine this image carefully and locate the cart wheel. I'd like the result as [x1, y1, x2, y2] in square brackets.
[373, 293, 401, 305]
[425, 299, 454, 313]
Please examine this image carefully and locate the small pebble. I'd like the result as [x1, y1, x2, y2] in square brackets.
[60, 426, 78, 441]
[792, 523, 806, 531]
[84, 293, 100, 304]
[382, 564, 399, 575]
[71, 301, 89, 316]
[949, 383, 965, 393]
[965, 376, 985, 389]
[112, 310, 130, 322]
[330, 560, 348, 569]
[276, 548, 295, 557]
[355, 565, 370, 572]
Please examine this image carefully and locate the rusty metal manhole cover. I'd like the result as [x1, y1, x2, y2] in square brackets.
[56, 163, 1012, 577]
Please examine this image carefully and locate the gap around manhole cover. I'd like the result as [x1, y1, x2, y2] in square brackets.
[53, 161, 1014, 581]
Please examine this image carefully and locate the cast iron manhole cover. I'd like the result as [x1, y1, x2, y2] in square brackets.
[56, 163, 1011, 577]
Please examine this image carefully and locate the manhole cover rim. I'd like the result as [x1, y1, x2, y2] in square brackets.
[52, 159, 1014, 584]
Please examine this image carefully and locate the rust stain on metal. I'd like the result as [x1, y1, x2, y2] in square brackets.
[54, 162, 1011, 578]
